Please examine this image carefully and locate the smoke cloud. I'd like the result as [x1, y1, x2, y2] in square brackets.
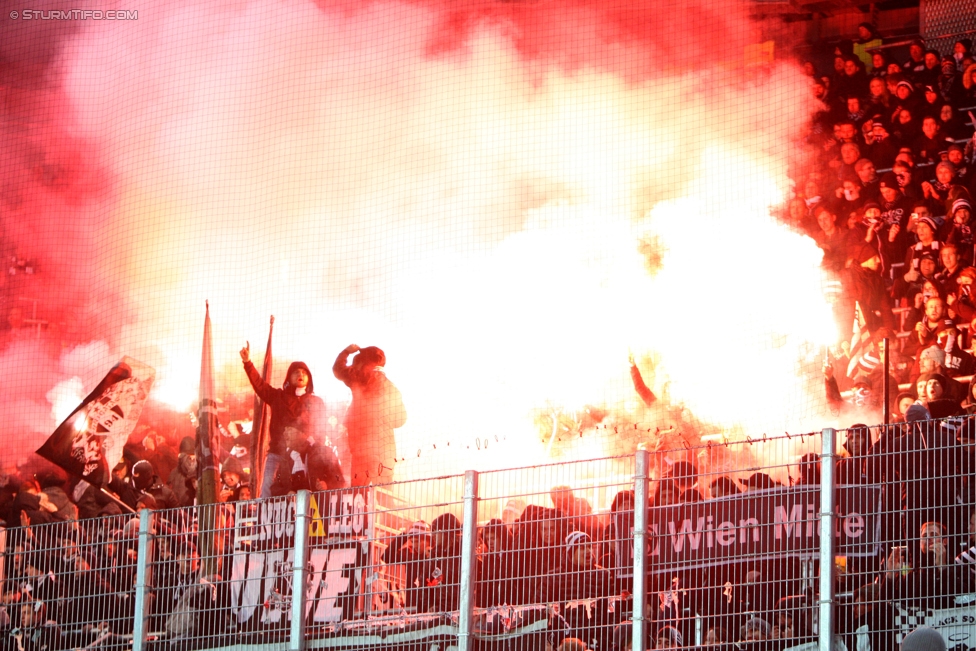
[0, 0, 837, 483]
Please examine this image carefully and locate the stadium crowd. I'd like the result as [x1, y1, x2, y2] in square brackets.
[1, 449, 974, 651]
[1, 26, 976, 651]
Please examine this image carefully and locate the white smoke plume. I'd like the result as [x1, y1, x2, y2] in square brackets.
[0, 0, 840, 484]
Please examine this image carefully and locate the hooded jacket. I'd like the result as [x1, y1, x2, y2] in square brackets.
[333, 346, 406, 486]
[244, 360, 325, 456]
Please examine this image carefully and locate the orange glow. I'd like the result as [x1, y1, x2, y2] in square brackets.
[13, 1, 836, 480]
[47, 378, 86, 426]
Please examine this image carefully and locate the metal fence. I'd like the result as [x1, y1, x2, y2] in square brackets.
[3, 419, 975, 651]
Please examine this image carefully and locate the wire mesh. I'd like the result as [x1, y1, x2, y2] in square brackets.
[312, 475, 468, 649]
[476, 456, 636, 651]
[833, 419, 976, 651]
[920, 0, 976, 58]
[0, 427, 974, 650]
[144, 497, 286, 651]
[2, 512, 136, 650]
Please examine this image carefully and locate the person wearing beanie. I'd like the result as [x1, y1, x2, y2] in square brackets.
[950, 198, 972, 222]
[771, 595, 812, 646]
[922, 162, 959, 212]
[903, 39, 926, 80]
[217, 456, 245, 503]
[846, 194, 902, 299]
[740, 617, 772, 644]
[901, 206, 941, 287]
[655, 626, 684, 649]
[35, 468, 77, 522]
[918, 344, 947, 373]
[879, 171, 899, 192]
[168, 437, 198, 507]
[902, 626, 946, 651]
[241, 342, 327, 498]
[480, 518, 519, 608]
[905, 401, 931, 422]
[536, 530, 614, 651]
[130, 459, 177, 510]
[918, 372, 962, 419]
[892, 80, 917, 121]
[836, 424, 880, 485]
[946, 197, 975, 266]
[877, 172, 912, 248]
[882, 522, 972, 610]
[954, 40, 973, 69]
[381, 520, 432, 610]
[297, 438, 345, 493]
[842, 238, 896, 334]
[854, 22, 881, 65]
[891, 394, 972, 538]
[418, 512, 466, 613]
[333, 344, 406, 487]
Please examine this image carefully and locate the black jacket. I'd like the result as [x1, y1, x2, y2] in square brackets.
[244, 361, 324, 456]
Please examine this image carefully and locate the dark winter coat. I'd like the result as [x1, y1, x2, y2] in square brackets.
[244, 361, 325, 456]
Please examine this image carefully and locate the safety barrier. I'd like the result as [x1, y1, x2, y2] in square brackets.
[2, 419, 975, 651]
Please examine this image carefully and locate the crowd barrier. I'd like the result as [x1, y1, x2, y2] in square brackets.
[2, 420, 975, 651]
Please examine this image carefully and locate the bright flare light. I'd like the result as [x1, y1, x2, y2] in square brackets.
[640, 145, 838, 436]
[46, 377, 85, 426]
[10, 1, 834, 477]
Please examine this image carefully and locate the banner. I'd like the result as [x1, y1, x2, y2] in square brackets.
[892, 602, 976, 651]
[37, 357, 155, 485]
[613, 484, 883, 577]
[229, 490, 373, 626]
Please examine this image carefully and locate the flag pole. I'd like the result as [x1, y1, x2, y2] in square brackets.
[98, 486, 137, 514]
[882, 337, 890, 425]
[250, 315, 274, 495]
[196, 301, 221, 576]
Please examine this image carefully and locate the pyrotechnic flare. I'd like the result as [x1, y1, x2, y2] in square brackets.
[5, 0, 846, 480]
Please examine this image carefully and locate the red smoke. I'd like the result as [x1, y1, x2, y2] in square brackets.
[0, 0, 833, 487]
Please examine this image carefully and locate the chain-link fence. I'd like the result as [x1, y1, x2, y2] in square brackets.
[2, 420, 975, 651]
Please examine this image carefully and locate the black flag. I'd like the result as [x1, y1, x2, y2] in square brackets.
[37, 357, 155, 485]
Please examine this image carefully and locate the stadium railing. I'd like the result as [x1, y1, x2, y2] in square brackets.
[3, 419, 975, 651]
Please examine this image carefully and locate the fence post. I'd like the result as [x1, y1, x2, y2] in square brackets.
[132, 508, 154, 651]
[632, 449, 649, 651]
[457, 470, 479, 651]
[291, 491, 311, 651]
[819, 428, 837, 651]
